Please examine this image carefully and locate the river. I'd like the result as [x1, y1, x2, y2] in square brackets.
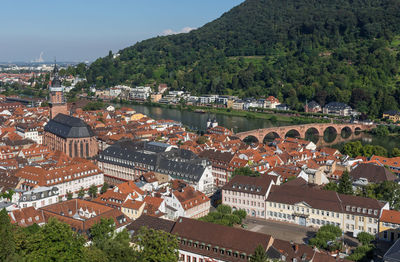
[121, 104, 400, 151]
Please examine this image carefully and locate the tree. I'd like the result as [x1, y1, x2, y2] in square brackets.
[251, 244, 268, 262]
[357, 232, 375, 245]
[0, 189, 15, 201]
[101, 230, 136, 262]
[88, 184, 98, 199]
[232, 209, 247, 221]
[337, 171, 353, 195]
[78, 187, 85, 199]
[309, 225, 342, 250]
[100, 182, 109, 194]
[392, 148, 400, 157]
[25, 218, 86, 261]
[217, 204, 232, 215]
[83, 101, 105, 111]
[347, 244, 374, 261]
[324, 182, 338, 192]
[132, 227, 179, 262]
[231, 167, 260, 178]
[199, 205, 246, 227]
[67, 191, 73, 200]
[90, 218, 115, 244]
[371, 125, 390, 136]
[90, 219, 135, 262]
[0, 208, 16, 261]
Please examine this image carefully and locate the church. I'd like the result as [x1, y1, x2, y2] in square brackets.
[43, 64, 98, 158]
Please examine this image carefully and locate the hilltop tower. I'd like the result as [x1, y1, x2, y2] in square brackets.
[49, 63, 68, 119]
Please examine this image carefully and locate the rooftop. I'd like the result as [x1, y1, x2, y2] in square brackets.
[44, 114, 95, 139]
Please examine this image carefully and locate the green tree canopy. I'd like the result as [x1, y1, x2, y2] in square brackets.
[309, 225, 342, 250]
[338, 171, 353, 195]
[132, 227, 179, 262]
[357, 232, 375, 246]
[88, 184, 98, 199]
[232, 167, 260, 178]
[0, 208, 16, 261]
[100, 182, 109, 194]
[251, 244, 268, 262]
[25, 218, 87, 262]
[199, 205, 247, 226]
[78, 187, 85, 199]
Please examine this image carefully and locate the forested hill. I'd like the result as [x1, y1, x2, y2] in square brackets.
[87, 0, 400, 117]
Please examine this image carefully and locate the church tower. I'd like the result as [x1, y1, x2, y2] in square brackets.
[49, 63, 68, 119]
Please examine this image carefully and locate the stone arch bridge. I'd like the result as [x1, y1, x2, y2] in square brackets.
[235, 123, 374, 143]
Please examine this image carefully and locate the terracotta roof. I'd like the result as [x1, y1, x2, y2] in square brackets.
[371, 155, 400, 168]
[381, 210, 400, 224]
[93, 189, 129, 208]
[122, 200, 145, 210]
[116, 180, 145, 196]
[9, 206, 45, 227]
[15, 159, 101, 188]
[173, 185, 210, 211]
[40, 199, 130, 235]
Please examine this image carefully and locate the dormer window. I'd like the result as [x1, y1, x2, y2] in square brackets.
[374, 210, 378, 215]
[357, 207, 361, 213]
[352, 207, 356, 212]
[346, 206, 350, 211]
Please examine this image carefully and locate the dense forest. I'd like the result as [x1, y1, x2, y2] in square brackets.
[87, 0, 400, 117]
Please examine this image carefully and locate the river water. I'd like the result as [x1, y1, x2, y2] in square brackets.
[123, 104, 400, 151]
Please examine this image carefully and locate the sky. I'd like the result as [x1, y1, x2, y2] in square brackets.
[0, 0, 244, 62]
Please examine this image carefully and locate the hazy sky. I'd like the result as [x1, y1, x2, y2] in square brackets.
[0, 0, 244, 62]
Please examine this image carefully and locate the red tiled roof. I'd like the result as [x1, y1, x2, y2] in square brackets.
[381, 210, 400, 224]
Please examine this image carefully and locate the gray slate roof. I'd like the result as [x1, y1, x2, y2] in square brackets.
[384, 238, 400, 262]
[98, 141, 209, 182]
[350, 163, 396, 184]
[324, 102, 351, 110]
[44, 114, 95, 139]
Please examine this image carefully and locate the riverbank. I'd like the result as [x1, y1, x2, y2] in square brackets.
[113, 99, 331, 125]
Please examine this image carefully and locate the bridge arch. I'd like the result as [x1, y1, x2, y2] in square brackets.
[340, 126, 352, 138]
[243, 135, 259, 145]
[263, 132, 281, 144]
[323, 126, 339, 135]
[323, 126, 338, 143]
[305, 127, 320, 137]
[285, 129, 301, 138]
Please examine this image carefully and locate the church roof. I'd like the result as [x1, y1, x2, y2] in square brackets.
[44, 114, 95, 139]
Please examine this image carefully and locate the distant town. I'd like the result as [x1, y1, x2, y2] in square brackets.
[0, 63, 400, 262]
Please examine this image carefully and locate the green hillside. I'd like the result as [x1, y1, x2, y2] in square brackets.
[87, 0, 400, 117]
